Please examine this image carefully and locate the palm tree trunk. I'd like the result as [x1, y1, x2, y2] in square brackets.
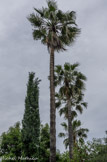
[67, 99, 73, 160]
[50, 47, 56, 162]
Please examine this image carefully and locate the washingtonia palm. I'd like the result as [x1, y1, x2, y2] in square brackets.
[28, 1, 80, 161]
[55, 63, 87, 160]
[58, 120, 89, 149]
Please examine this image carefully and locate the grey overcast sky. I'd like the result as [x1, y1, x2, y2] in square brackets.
[0, 0, 107, 152]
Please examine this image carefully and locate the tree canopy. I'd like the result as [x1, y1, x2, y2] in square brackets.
[0, 122, 22, 162]
[28, 0, 80, 52]
[22, 72, 41, 158]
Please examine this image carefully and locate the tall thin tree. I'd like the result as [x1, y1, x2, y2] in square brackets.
[55, 63, 87, 160]
[28, 1, 80, 161]
[22, 72, 40, 159]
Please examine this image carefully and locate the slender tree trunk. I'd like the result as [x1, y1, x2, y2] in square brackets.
[50, 47, 56, 162]
[67, 99, 73, 161]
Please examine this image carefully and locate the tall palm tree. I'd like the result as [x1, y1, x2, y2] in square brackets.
[28, 1, 80, 161]
[55, 63, 87, 160]
[58, 120, 89, 149]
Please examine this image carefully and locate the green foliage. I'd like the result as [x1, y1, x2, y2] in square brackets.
[87, 137, 107, 162]
[0, 123, 50, 162]
[39, 124, 50, 162]
[28, 0, 80, 52]
[59, 151, 69, 162]
[55, 63, 87, 112]
[58, 120, 89, 149]
[39, 124, 62, 162]
[57, 132, 107, 162]
[71, 133, 107, 162]
[0, 122, 22, 162]
[22, 72, 41, 158]
[0, 120, 107, 162]
[55, 63, 87, 160]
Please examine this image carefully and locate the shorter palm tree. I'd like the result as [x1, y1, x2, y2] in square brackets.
[55, 63, 87, 159]
[58, 120, 89, 149]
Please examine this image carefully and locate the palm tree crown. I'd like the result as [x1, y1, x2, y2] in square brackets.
[28, 0, 80, 52]
[55, 63, 87, 115]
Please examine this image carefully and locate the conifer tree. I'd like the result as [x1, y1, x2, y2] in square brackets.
[22, 72, 40, 159]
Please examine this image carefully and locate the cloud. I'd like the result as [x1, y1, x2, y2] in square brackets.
[0, 0, 107, 152]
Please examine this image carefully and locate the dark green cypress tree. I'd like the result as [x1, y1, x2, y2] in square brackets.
[22, 72, 40, 159]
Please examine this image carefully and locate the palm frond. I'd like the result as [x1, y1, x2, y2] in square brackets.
[63, 138, 69, 149]
[27, 14, 43, 27]
[55, 101, 61, 109]
[47, 0, 57, 12]
[69, 11, 76, 20]
[75, 105, 83, 114]
[81, 102, 88, 108]
[71, 111, 77, 119]
[59, 86, 66, 97]
[61, 122, 68, 131]
[56, 10, 67, 22]
[75, 79, 86, 90]
[76, 94, 83, 104]
[64, 63, 71, 71]
[58, 132, 66, 138]
[33, 29, 46, 40]
[55, 65, 62, 73]
[73, 120, 81, 130]
[71, 63, 79, 70]
[77, 72, 87, 81]
[59, 26, 80, 47]
[59, 106, 68, 117]
[34, 8, 44, 17]
[77, 128, 89, 138]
